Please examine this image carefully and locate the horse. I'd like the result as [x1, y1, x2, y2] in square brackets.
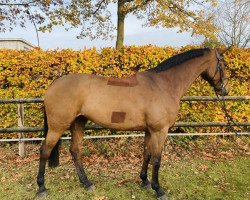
[36, 48, 229, 200]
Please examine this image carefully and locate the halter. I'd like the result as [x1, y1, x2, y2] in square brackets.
[214, 49, 238, 135]
[212, 49, 229, 93]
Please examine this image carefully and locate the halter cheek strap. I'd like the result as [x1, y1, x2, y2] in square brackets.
[213, 49, 229, 91]
[215, 49, 222, 61]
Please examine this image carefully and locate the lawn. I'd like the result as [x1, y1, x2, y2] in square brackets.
[0, 137, 249, 200]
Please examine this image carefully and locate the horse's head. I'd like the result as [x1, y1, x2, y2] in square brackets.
[202, 48, 230, 96]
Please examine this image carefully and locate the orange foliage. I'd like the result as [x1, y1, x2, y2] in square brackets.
[0, 46, 249, 138]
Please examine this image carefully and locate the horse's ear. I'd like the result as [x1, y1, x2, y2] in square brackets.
[217, 46, 232, 55]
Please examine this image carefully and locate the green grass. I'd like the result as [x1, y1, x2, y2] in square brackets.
[0, 156, 249, 200]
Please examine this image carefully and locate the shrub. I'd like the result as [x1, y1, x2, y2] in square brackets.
[0, 46, 249, 138]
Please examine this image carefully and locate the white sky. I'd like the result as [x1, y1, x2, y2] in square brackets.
[0, 6, 196, 50]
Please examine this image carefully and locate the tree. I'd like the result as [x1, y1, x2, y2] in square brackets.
[206, 0, 250, 48]
[0, 0, 64, 47]
[0, 0, 217, 50]
[114, 0, 217, 50]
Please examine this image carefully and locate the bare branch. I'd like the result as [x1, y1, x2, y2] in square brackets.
[92, 0, 106, 15]
[0, 0, 37, 6]
[212, 0, 250, 47]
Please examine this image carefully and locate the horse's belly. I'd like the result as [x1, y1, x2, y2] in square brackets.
[84, 109, 146, 131]
[93, 121, 146, 131]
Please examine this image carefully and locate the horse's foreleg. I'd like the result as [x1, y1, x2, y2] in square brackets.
[140, 132, 151, 188]
[70, 117, 94, 190]
[149, 129, 168, 200]
[36, 131, 62, 197]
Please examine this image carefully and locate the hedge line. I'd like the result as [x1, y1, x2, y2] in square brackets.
[0, 45, 249, 138]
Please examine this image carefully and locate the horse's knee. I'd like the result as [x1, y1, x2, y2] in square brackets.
[154, 158, 161, 170]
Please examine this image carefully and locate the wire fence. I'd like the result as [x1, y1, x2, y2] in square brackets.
[0, 96, 249, 156]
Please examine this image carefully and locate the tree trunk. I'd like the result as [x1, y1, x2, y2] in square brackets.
[116, 0, 126, 50]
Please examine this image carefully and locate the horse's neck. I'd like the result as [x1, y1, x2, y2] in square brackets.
[157, 57, 209, 101]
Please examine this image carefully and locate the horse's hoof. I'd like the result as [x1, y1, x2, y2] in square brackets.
[35, 190, 48, 198]
[141, 182, 151, 189]
[86, 184, 95, 192]
[157, 194, 168, 200]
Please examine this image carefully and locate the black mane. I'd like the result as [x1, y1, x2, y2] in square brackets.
[148, 48, 210, 72]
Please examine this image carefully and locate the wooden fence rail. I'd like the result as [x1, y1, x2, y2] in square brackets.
[0, 96, 249, 157]
[0, 96, 249, 104]
[0, 122, 250, 134]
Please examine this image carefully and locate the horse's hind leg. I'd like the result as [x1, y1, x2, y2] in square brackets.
[37, 130, 62, 197]
[70, 116, 94, 190]
[140, 131, 151, 188]
[149, 128, 168, 200]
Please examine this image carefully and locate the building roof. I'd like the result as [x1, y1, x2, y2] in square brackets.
[0, 38, 36, 48]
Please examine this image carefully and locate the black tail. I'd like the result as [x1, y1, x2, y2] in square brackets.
[44, 109, 61, 168]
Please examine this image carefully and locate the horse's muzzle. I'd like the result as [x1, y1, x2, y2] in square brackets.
[217, 87, 229, 96]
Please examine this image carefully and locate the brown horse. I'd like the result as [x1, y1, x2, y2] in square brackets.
[36, 48, 229, 200]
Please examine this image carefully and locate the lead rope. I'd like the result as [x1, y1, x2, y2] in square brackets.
[216, 92, 239, 135]
[214, 50, 239, 135]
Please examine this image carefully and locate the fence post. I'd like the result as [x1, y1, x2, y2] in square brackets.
[18, 103, 26, 157]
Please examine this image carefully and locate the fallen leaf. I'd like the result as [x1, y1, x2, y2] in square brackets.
[95, 196, 108, 200]
[198, 164, 209, 172]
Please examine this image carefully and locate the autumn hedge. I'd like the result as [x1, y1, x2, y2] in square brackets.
[0, 46, 249, 138]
